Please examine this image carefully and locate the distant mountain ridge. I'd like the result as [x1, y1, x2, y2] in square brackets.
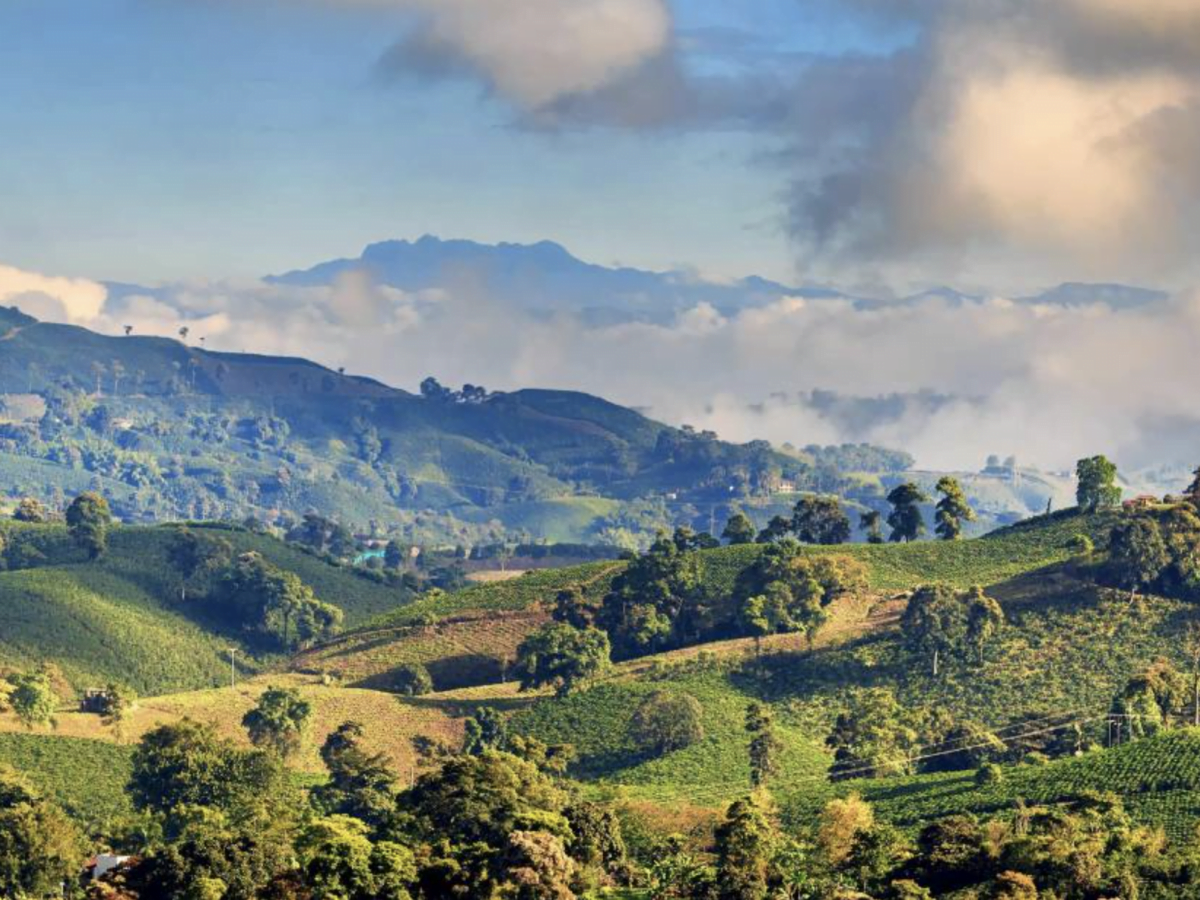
[262, 235, 1168, 323]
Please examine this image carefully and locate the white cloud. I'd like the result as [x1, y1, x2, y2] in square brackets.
[331, 0, 672, 109]
[0, 264, 107, 325]
[11, 259, 1200, 473]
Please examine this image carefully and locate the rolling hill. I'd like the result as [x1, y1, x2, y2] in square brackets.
[0, 521, 413, 694]
[0, 305, 833, 542]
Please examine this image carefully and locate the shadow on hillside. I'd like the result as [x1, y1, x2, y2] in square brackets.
[739, 639, 897, 703]
[357, 654, 505, 693]
[402, 694, 539, 716]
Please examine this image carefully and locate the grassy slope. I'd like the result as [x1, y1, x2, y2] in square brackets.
[313, 511, 1108, 695]
[0, 673, 502, 779]
[0, 523, 411, 694]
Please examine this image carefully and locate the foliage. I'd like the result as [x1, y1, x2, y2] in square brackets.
[887, 482, 929, 543]
[389, 663, 434, 697]
[901, 584, 1004, 676]
[599, 531, 704, 657]
[934, 476, 975, 540]
[629, 691, 706, 757]
[791, 495, 851, 546]
[311, 721, 398, 827]
[0, 769, 84, 900]
[745, 703, 782, 790]
[4, 667, 58, 730]
[66, 490, 111, 559]
[514, 624, 612, 697]
[714, 793, 776, 900]
[721, 513, 756, 546]
[128, 719, 294, 823]
[1076, 455, 1122, 512]
[242, 685, 313, 758]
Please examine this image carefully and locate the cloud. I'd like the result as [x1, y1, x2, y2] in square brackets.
[0, 265, 107, 324]
[782, 0, 1200, 285]
[13, 260, 1200, 474]
[364, 0, 672, 110]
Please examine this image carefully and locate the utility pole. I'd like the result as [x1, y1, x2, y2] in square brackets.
[228, 648, 238, 691]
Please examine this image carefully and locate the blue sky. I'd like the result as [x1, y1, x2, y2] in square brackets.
[0, 0, 900, 284]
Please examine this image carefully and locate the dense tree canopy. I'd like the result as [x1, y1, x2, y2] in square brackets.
[791, 495, 851, 545]
[513, 623, 611, 697]
[242, 686, 313, 758]
[66, 490, 111, 558]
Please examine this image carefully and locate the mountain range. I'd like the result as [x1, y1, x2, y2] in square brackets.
[253, 234, 1168, 324]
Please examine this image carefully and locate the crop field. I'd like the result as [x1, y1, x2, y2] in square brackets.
[0, 733, 133, 831]
[363, 560, 623, 628]
[777, 729, 1200, 842]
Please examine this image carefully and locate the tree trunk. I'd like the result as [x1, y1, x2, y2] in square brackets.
[932, 648, 940, 678]
[1193, 670, 1199, 727]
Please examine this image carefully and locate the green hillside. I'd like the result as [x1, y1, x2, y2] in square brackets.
[0, 309, 837, 544]
[0, 733, 133, 831]
[782, 729, 1200, 842]
[313, 510, 1111, 695]
[0, 521, 412, 693]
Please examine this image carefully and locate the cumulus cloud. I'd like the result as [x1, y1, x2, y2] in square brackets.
[351, 0, 672, 110]
[13, 260, 1200, 473]
[0, 264, 107, 324]
[784, 0, 1200, 285]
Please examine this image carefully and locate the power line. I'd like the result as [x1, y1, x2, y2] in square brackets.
[614, 712, 1116, 807]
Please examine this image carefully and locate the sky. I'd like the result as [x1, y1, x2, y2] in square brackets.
[5, 0, 1200, 471]
[0, 0, 893, 285]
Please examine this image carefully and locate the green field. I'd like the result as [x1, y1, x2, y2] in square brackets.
[0, 733, 133, 831]
[780, 729, 1200, 842]
[0, 522, 413, 693]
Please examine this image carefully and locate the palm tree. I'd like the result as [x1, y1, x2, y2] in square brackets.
[178, 326, 190, 342]
[123, 325, 133, 336]
[90, 361, 106, 397]
[111, 360, 125, 395]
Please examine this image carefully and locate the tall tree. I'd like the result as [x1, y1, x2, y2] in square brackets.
[860, 510, 884, 544]
[900, 585, 968, 677]
[12, 498, 46, 523]
[965, 589, 1005, 664]
[722, 511, 757, 546]
[887, 483, 929, 543]
[934, 477, 975, 540]
[1076, 455, 1122, 512]
[311, 721, 398, 826]
[745, 703, 782, 789]
[629, 691, 705, 757]
[755, 515, 793, 545]
[1186, 466, 1200, 507]
[791, 495, 852, 545]
[1107, 516, 1170, 596]
[66, 491, 110, 559]
[598, 531, 702, 655]
[714, 793, 778, 900]
[0, 772, 84, 899]
[242, 686, 312, 758]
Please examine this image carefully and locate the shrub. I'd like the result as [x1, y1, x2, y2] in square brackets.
[628, 691, 705, 757]
[389, 663, 433, 697]
[975, 763, 1004, 786]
